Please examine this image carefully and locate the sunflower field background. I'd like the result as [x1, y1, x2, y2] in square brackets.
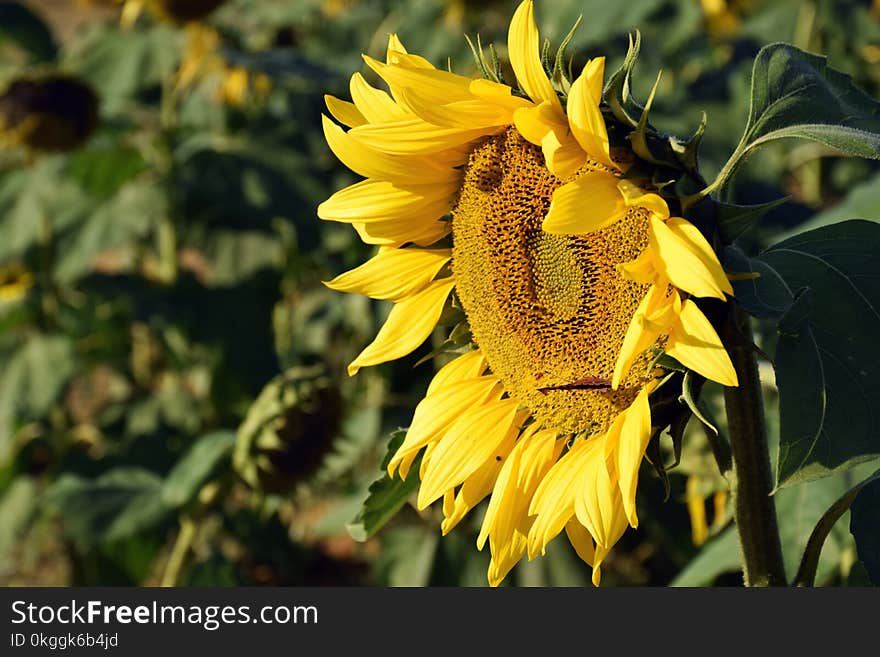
[0, 0, 878, 588]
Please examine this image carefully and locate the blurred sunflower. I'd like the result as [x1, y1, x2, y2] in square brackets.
[91, 0, 227, 25]
[318, 0, 737, 586]
[0, 74, 99, 153]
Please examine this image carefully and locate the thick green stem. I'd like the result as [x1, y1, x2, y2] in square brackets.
[722, 308, 787, 586]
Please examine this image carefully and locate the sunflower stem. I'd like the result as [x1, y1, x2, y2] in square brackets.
[722, 306, 787, 586]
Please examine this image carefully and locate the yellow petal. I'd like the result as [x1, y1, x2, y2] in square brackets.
[527, 439, 596, 558]
[317, 178, 456, 224]
[618, 248, 658, 286]
[666, 299, 738, 386]
[364, 53, 473, 106]
[417, 398, 522, 508]
[573, 435, 628, 549]
[564, 518, 596, 568]
[322, 115, 458, 184]
[649, 215, 731, 299]
[543, 171, 627, 234]
[352, 217, 450, 248]
[396, 91, 521, 130]
[508, 1, 560, 108]
[426, 349, 487, 396]
[611, 284, 664, 388]
[347, 278, 454, 376]
[616, 386, 653, 527]
[617, 180, 670, 218]
[441, 419, 521, 536]
[324, 95, 366, 128]
[349, 118, 493, 155]
[349, 73, 408, 123]
[388, 376, 502, 478]
[478, 426, 556, 550]
[568, 58, 616, 170]
[542, 129, 586, 180]
[323, 247, 451, 301]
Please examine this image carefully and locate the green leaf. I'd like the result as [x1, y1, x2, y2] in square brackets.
[161, 432, 235, 509]
[0, 477, 38, 569]
[0, 3, 58, 63]
[794, 468, 880, 586]
[347, 430, 421, 542]
[709, 43, 880, 195]
[673, 466, 869, 586]
[375, 525, 437, 586]
[850, 474, 880, 585]
[715, 197, 790, 243]
[46, 468, 170, 549]
[728, 220, 880, 488]
[0, 335, 76, 463]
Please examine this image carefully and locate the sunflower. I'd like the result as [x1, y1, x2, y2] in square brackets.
[318, 0, 737, 586]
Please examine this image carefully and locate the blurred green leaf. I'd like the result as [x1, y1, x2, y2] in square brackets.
[673, 465, 869, 586]
[161, 431, 235, 508]
[53, 181, 165, 283]
[47, 468, 169, 549]
[68, 144, 149, 199]
[794, 468, 880, 587]
[850, 474, 880, 585]
[375, 525, 437, 587]
[784, 172, 880, 236]
[728, 220, 880, 488]
[0, 3, 58, 63]
[0, 477, 38, 569]
[0, 335, 76, 462]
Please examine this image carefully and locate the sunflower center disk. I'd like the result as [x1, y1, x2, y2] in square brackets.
[452, 128, 654, 436]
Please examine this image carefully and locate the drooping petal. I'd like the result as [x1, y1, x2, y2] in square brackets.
[417, 398, 523, 508]
[347, 278, 455, 376]
[323, 246, 451, 301]
[666, 299, 738, 386]
[648, 215, 731, 299]
[388, 376, 502, 478]
[616, 180, 670, 218]
[508, 0, 560, 108]
[564, 518, 596, 568]
[567, 58, 616, 170]
[616, 386, 653, 527]
[543, 171, 627, 234]
[478, 426, 556, 549]
[573, 435, 620, 547]
[542, 129, 586, 180]
[317, 178, 456, 223]
[440, 419, 522, 536]
[527, 439, 596, 558]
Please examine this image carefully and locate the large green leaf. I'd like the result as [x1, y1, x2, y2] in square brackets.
[728, 220, 880, 488]
[850, 475, 880, 585]
[708, 43, 880, 195]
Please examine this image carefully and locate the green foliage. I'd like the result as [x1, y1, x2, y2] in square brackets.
[707, 43, 880, 195]
[850, 475, 880, 585]
[727, 221, 880, 488]
[0, 0, 878, 588]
